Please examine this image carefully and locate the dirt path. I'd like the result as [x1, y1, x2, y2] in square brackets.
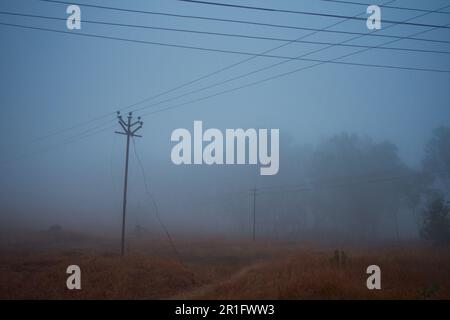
[168, 262, 266, 299]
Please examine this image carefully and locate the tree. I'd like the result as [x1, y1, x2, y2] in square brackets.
[421, 194, 450, 246]
[423, 126, 450, 173]
[305, 133, 416, 241]
[423, 126, 450, 194]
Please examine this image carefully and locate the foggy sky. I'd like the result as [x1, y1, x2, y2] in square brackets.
[0, 0, 449, 237]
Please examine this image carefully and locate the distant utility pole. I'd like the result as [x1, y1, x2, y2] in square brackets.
[251, 187, 259, 241]
[115, 111, 143, 256]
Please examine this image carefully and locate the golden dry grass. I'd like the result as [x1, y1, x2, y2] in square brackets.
[189, 247, 450, 299]
[0, 231, 449, 299]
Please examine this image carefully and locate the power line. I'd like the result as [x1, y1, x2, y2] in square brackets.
[0, 121, 116, 166]
[130, 3, 450, 115]
[1, 0, 382, 159]
[138, 3, 450, 117]
[8, 2, 446, 127]
[2, 0, 384, 162]
[3, 2, 448, 160]
[4, 0, 367, 148]
[136, 0, 393, 120]
[2, 22, 448, 74]
[5, 0, 448, 157]
[0, 18, 450, 127]
[320, 0, 450, 15]
[3, 11, 450, 56]
[37, 0, 450, 45]
[1, 113, 116, 164]
[20, 112, 115, 145]
[140, 47, 449, 117]
[14, 0, 450, 148]
[64, 0, 450, 123]
[0, 1, 442, 198]
[178, 0, 450, 30]
[1, 0, 370, 156]
[1, 0, 386, 153]
[319, 4, 450, 74]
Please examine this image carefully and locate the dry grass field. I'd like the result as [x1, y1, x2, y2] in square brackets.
[0, 229, 449, 299]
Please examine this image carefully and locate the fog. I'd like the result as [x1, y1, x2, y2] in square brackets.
[0, 0, 449, 245]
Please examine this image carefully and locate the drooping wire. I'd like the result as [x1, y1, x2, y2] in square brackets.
[131, 137, 186, 268]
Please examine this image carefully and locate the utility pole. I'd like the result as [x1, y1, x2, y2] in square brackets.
[115, 111, 143, 256]
[251, 187, 258, 241]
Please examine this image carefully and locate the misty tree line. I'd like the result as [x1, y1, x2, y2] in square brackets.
[219, 127, 450, 245]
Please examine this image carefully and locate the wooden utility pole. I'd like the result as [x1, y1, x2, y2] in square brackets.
[115, 111, 143, 256]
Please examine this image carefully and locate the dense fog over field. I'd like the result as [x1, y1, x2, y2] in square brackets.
[0, 0, 449, 245]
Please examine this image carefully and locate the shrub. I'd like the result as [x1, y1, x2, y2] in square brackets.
[421, 195, 450, 246]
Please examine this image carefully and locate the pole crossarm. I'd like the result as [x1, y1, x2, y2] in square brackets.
[115, 111, 144, 137]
